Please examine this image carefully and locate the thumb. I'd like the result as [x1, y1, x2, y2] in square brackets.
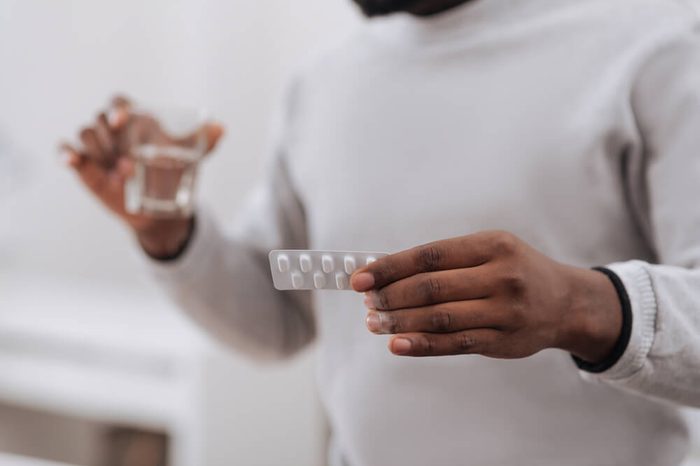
[159, 122, 225, 155]
[204, 123, 225, 154]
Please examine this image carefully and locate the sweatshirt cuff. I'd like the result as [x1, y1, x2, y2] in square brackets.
[579, 260, 657, 381]
[572, 267, 633, 373]
[139, 207, 221, 284]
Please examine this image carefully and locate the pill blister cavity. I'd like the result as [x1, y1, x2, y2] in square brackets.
[366, 256, 376, 265]
[344, 255, 357, 274]
[278, 254, 290, 272]
[299, 254, 312, 273]
[322, 255, 334, 273]
[313, 272, 326, 289]
[335, 272, 348, 290]
[291, 271, 304, 289]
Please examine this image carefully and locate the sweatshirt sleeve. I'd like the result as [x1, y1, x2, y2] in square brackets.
[142, 79, 315, 361]
[580, 27, 700, 407]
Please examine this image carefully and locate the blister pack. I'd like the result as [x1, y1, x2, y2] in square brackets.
[269, 250, 388, 291]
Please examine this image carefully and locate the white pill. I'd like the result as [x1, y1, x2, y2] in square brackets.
[269, 250, 389, 291]
[322, 255, 334, 273]
[291, 272, 304, 289]
[313, 272, 326, 289]
[335, 272, 348, 290]
[277, 254, 290, 272]
[299, 254, 312, 273]
[344, 256, 357, 274]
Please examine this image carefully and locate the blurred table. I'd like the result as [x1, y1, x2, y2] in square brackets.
[0, 272, 211, 466]
[0, 453, 78, 466]
[0, 270, 325, 466]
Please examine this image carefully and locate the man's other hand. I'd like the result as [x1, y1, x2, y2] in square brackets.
[351, 231, 623, 364]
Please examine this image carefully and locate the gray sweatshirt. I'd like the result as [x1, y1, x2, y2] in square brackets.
[147, 0, 700, 464]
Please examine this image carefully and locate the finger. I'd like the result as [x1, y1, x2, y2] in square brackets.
[351, 233, 496, 292]
[204, 123, 224, 154]
[108, 106, 130, 129]
[366, 300, 502, 335]
[173, 123, 224, 154]
[72, 155, 113, 198]
[365, 266, 495, 311]
[95, 113, 115, 155]
[58, 143, 85, 168]
[109, 95, 132, 129]
[111, 95, 132, 111]
[80, 128, 107, 164]
[388, 329, 500, 357]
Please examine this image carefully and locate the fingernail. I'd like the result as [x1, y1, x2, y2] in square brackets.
[58, 149, 75, 166]
[208, 123, 224, 138]
[107, 108, 119, 126]
[366, 313, 381, 332]
[351, 272, 375, 291]
[366, 291, 384, 310]
[391, 338, 412, 355]
[108, 108, 127, 128]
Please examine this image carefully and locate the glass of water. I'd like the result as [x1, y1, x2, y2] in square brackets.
[124, 106, 209, 218]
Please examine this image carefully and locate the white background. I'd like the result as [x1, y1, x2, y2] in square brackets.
[1, 0, 699, 464]
[0, 0, 360, 283]
[0, 1, 360, 465]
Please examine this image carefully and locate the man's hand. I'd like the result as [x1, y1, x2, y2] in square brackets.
[351, 231, 623, 364]
[60, 96, 224, 258]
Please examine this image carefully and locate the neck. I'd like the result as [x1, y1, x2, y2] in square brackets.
[406, 0, 473, 16]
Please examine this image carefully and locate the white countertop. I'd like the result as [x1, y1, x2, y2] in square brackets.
[0, 272, 211, 430]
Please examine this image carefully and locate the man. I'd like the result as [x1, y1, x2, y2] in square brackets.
[63, 0, 700, 464]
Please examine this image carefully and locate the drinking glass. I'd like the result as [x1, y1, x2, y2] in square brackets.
[124, 106, 208, 218]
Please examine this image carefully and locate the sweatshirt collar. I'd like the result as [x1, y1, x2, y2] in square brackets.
[365, 0, 539, 45]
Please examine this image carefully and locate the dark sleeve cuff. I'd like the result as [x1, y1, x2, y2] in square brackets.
[147, 216, 197, 263]
[572, 266, 634, 374]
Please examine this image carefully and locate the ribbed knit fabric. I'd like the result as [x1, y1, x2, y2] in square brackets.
[146, 1, 700, 464]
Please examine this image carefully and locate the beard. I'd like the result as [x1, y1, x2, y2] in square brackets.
[352, 0, 419, 17]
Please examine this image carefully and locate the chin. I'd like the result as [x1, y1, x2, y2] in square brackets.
[352, 0, 417, 17]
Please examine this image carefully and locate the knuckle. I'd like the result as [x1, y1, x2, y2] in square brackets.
[382, 312, 401, 333]
[457, 333, 478, 353]
[430, 308, 452, 332]
[79, 128, 92, 144]
[465, 308, 486, 327]
[490, 231, 519, 256]
[418, 277, 442, 303]
[376, 291, 390, 310]
[418, 334, 437, 355]
[500, 270, 526, 297]
[416, 244, 443, 272]
[373, 262, 395, 288]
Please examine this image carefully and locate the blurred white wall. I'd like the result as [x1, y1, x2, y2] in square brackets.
[0, 1, 361, 465]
